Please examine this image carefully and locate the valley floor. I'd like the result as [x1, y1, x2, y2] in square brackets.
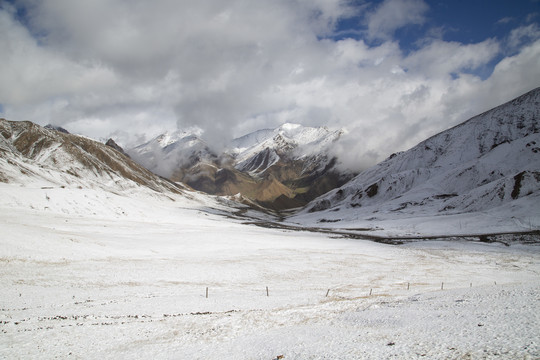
[1, 184, 539, 359]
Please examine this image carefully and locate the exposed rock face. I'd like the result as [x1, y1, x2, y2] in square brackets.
[105, 138, 130, 158]
[44, 124, 70, 134]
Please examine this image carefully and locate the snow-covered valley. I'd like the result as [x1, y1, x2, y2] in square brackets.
[1, 88, 540, 358]
[1, 183, 538, 359]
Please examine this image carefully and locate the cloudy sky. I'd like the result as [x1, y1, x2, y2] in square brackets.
[1, 0, 539, 170]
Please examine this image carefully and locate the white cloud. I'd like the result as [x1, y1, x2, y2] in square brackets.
[0, 0, 538, 170]
[526, 12, 539, 24]
[496, 17, 514, 25]
[404, 39, 500, 78]
[366, 0, 429, 40]
[0, 8, 117, 105]
[507, 23, 540, 51]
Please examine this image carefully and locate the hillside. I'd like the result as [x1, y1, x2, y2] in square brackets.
[290, 88, 540, 237]
[0, 118, 186, 195]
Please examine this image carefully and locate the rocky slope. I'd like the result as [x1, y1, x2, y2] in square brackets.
[291, 87, 540, 233]
[0, 119, 186, 195]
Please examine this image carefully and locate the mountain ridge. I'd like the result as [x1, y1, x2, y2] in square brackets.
[288, 87, 540, 236]
[0, 118, 187, 195]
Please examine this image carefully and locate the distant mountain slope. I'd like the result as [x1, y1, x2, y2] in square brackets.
[0, 119, 185, 195]
[291, 88, 540, 235]
[127, 123, 353, 210]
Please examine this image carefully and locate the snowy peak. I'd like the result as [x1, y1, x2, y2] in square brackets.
[270, 123, 335, 148]
[231, 123, 343, 175]
[152, 128, 204, 149]
[128, 129, 216, 179]
[231, 128, 275, 150]
[132, 129, 206, 154]
[232, 123, 339, 153]
[297, 87, 540, 233]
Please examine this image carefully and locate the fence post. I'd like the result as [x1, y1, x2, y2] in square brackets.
[206, 287, 208, 298]
[441, 282, 444, 290]
[325, 289, 330, 297]
[266, 286, 269, 297]
[369, 288, 372, 296]
[407, 282, 410, 290]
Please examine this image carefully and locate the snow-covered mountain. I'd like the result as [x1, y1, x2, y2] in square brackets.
[231, 123, 343, 175]
[128, 129, 217, 179]
[127, 123, 352, 209]
[0, 118, 186, 195]
[291, 87, 540, 236]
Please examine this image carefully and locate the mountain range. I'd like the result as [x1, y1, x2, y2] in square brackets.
[128, 123, 353, 210]
[1, 87, 539, 238]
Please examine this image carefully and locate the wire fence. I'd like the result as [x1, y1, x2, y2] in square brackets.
[193, 279, 505, 302]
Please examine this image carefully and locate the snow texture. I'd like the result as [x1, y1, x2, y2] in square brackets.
[1, 183, 539, 359]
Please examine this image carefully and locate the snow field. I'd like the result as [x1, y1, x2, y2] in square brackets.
[1, 184, 539, 359]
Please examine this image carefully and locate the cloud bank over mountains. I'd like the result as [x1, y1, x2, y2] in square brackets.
[1, 0, 539, 170]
